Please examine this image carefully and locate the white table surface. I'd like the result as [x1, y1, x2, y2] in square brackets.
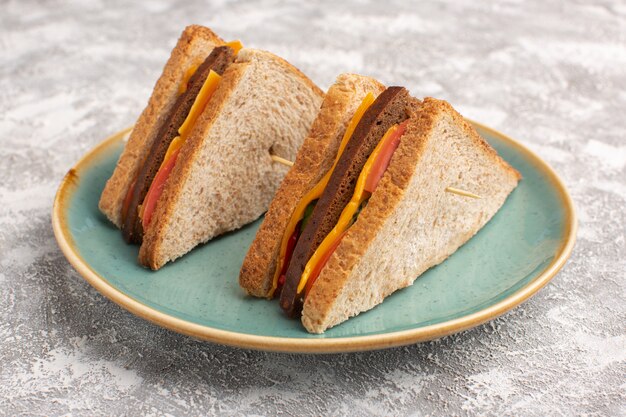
[1, 0, 624, 415]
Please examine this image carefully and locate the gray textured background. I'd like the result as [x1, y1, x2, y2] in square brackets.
[1, 0, 625, 415]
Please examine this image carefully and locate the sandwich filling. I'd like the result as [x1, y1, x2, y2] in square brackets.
[140, 69, 222, 228]
[299, 119, 408, 296]
[270, 92, 376, 297]
[274, 87, 413, 317]
[120, 41, 242, 244]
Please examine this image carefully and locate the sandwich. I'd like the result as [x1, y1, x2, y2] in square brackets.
[99, 25, 324, 270]
[239, 73, 521, 333]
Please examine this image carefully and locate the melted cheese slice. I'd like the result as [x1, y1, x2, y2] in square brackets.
[158, 70, 222, 173]
[225, 40, 243, 55]
[140, 70, 222, 220]
[297, 123, 400, 294]
[179, 64, 200, 95]
[178, 70, 221, 138]
[268, 92, 376, 297]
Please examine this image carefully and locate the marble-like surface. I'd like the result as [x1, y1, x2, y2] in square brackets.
[1, 0, 625, 415]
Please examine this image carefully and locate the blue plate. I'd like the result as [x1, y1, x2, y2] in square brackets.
[52, 122, 576, 353]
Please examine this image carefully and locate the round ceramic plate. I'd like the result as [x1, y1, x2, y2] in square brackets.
[52, 122, 576, 353]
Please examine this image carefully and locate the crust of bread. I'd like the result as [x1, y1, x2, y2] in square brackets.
[98, 25, 224, 227]
[237, 48, 324, 99]
[139, 48, 324, 269]
[239, 74, 386, 297]
[302, 98, 521, 333]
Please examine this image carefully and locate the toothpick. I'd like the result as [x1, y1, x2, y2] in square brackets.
[271, 154, 480, 199]
[445, 187, 481, 199]
[270, 154, 294, 167]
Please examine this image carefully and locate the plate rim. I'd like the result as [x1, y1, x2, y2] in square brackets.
[51, 122, 577, 353]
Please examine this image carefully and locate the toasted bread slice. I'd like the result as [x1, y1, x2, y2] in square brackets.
[302, 98, 521, 333]
[239, 73, 386, 297]
[138, 48, 324, 269]
[99, 25, 224, 227]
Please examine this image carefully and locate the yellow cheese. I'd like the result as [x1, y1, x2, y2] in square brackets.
[179, 63, 200, 95]
[178, 70, 221, 138]
[141, 70, 221, 220]
[225, 40, 244, 55]
[297, 123, 400, 294]
[160, 136, 184, 170]
[268, 92, 376, 297]
[158, 70, 222, 172]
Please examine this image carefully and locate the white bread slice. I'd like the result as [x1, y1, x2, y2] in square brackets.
[99, 25, 224, 227]
[138, 48, 324, 269]
[302, 98, 521, 333]
[239, 73, 386, 297]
